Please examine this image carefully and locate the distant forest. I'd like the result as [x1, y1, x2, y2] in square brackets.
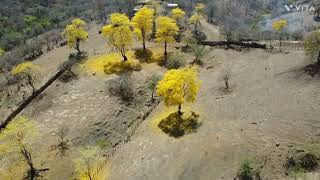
[0, 0, 141, 51]
[0, 0, 267, 51]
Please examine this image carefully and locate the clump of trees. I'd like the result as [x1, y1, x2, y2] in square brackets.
[65, 19, 88, 55]
[157, 67, 200, 115]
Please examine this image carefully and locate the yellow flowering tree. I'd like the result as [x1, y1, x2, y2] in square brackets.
[65, 18, 88, 54]
[195, 3, 206, 15]
[272, 19, 288, 47]
[75, 146, 107, 180]
[0, 117, 47, 179]
[11, 62, 40, 94]
[146, 0, 161, 38]
[102, 13, 133, 61]
[188, 14, 202, 34]
[132, 7, 154, 50]
[304, 30, 320, 64]
[156, 16, 179, 61]
[157, 67, 200, 114]
[171, 8, 185, 27]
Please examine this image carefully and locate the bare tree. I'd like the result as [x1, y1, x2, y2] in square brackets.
[51, 127, 71, 159]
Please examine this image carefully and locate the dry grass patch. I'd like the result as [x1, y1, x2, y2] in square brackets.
[82, 51, 142, 75]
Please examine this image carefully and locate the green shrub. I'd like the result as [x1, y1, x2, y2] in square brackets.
[238, 159, 254, 180]
[134, 48, 153, 62]
[165, 53, 186, 69]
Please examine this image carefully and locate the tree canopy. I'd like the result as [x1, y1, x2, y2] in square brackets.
[157, 67, 200, 114]
[272, 19, 287, 32]
[172, 8, 186, 23]
[65, 18, 88, 54]
[132, 7, 155, 50]
[102, 13, 133, 61]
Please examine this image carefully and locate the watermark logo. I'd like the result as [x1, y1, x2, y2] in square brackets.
[284, 4, 315, 12]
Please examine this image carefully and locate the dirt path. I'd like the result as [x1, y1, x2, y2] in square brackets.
[107, 49, 320, 180]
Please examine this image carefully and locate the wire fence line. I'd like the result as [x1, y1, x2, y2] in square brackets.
[87, 43, 181, 57]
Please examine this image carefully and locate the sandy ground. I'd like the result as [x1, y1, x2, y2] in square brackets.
[107, 48, 320, 180]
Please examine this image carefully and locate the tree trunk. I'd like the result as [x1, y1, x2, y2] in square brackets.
[141, 29, 146, 51]
[143, 40, 146, 50]
[75, 39, 81, 54]
[123, 55, 128, 62]
[151, 88, 154, 102]
[318, 51, 320, 65]
[178, 104, 182, 115]
[164, 41, 168, 62]
[27, 74, 35, 94]
[225, 80, 229, 89]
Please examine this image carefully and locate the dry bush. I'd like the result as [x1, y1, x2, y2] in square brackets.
[108, 72, 134, 101]
[165, 53, 186, 69]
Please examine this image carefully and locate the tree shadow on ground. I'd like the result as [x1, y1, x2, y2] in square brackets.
[158, 111, 201, 138]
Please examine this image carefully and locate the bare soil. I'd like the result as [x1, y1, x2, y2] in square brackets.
[107, 48, 320, 180]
